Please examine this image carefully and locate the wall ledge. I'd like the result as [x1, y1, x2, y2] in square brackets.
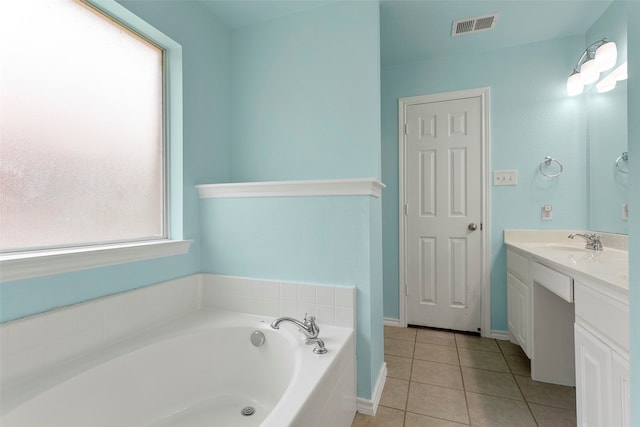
[195, 178, 385, 199]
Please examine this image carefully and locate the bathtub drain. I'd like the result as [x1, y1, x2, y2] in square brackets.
[241, 407, 256, 416]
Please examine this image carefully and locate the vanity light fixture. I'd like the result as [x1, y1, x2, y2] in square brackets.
[567, 38, 617, 96]
[596, 61, 628, 93]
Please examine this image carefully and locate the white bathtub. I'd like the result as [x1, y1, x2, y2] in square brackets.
[0, 309, 356, 427]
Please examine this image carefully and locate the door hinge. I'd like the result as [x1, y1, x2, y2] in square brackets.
[404, 204, 408, 215]
[404, 123, 407, 135]
[480, 223, 483, 231]
[405, 285, 408, 296]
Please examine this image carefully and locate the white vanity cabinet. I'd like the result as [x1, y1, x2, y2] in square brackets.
[507, 272, 530, 354]
[575, 324, 630, 427]
[505, 230, 630, 426]
[574, 323, 612, 426]
[574, 278, 630, 427]
[612, 351, 631, 427]
[506, 249, 532, 357]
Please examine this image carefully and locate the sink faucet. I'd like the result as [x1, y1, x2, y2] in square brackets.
[271, 314, 328, 354]
[568, 233, 603, 251]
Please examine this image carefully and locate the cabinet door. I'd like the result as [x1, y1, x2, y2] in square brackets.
[612, 351, 630, 427]
[507, 272, 529, 355]
[575, 323, 612, 427]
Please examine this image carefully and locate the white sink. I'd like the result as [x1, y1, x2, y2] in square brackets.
[514, 241, 629, 289]
[538, 243, 587, 252]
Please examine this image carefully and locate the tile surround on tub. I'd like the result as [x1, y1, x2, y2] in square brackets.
[201, 274, 356, 328]
[1, 273, 356, 388]
[0, 275, 200, 386]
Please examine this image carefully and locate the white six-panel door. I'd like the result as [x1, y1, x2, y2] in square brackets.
[404, 96, 483, 332]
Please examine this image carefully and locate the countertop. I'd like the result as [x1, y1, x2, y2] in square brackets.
[504, 230, 629, 294]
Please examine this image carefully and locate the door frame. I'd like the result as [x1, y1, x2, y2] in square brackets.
[398, 87, 491, 336]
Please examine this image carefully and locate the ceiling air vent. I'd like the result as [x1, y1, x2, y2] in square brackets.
[451, 13, 499, 37]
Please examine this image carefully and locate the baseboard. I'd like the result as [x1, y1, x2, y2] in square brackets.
[490, 330, 510, 340]
[383, 317, 401, 327]
[356, 362, 387, 416]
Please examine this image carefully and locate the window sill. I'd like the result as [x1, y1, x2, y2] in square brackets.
[0, 240, 192, 282]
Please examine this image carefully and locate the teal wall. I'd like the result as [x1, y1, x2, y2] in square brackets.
[229, 1, 381, 182]
[201, 1, 384, 400]
[0, 1, 230, 321]
[368, 196, 385, 394]
[381, 36, 590, 329]
[201, 197, 373, 284]
[627, 0, 639, 422]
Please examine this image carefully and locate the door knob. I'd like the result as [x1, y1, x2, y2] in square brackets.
[468, 223, 478, 231]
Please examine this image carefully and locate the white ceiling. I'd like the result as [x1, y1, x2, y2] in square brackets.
[198, 0, 613, 65]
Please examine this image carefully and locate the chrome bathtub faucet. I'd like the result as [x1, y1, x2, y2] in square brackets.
[568, 233, 603, 251]
[270, 314, 328, 354]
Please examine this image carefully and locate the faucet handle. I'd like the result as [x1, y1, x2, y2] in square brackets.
[303, 313, 320, 338]
[588, 234, 604, 251]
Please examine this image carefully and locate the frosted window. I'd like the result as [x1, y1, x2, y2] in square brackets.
[0, 0, 165, 252]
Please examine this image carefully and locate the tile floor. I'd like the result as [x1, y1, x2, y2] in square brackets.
[352, 326, 577, 427]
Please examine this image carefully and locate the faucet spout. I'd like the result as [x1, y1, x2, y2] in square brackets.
[270, 314, 327, 354]
[568, 233, 603, 251]
[568, 233, 587, 240]
[270, 315, 319, 339]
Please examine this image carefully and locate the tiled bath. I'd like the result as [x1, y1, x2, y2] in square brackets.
[0, 274, 356, 387]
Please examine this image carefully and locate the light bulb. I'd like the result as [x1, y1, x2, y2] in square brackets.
[567, 72, 584, 96]
[580, 59, 600, 84]
[595, 41, 617, 72]
[615, 62, 628, 81]
[596, 79, 616, 93]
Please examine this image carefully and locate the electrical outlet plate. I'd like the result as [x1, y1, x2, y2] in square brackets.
[542, 204, 552, 221]
[493, 170, 518, 186]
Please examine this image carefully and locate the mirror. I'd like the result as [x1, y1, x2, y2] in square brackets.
[586, 4, 628, 235]
[588, 80, 628, 234]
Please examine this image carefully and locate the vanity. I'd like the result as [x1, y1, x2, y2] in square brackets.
[505, 230, 629, 427]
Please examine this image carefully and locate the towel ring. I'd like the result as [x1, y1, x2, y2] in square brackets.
[615, 151, 628, 174]
[539, 156, 563, 178]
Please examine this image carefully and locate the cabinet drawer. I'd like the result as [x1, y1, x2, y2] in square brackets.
[575, 281, 629, 352]
[531, 262, 573, 302]
[507, 249, 529, 282]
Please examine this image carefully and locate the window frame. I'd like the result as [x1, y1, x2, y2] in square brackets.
[0, 0, 189, 282]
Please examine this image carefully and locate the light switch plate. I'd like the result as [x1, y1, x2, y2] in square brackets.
[542, 204, 552, 221]
[493, 170, 518, 186]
